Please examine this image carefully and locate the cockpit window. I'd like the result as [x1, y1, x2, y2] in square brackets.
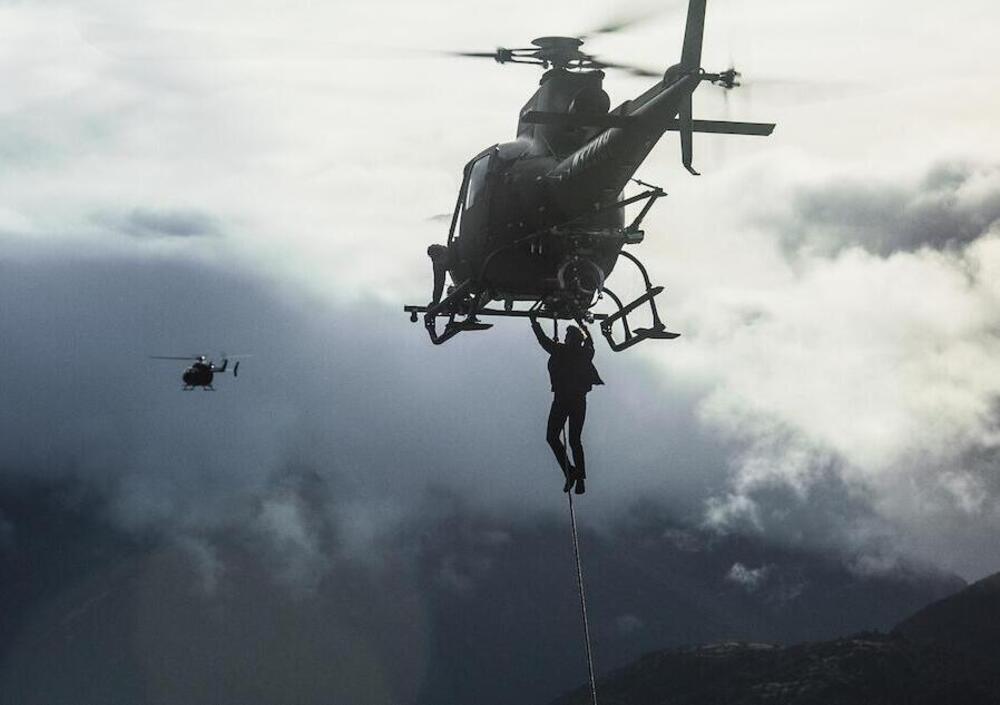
[465, 154, 491, 210]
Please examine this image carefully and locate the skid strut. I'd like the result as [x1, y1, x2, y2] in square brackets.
[599, 251, 680, 351]
[412, 281, 496, 345]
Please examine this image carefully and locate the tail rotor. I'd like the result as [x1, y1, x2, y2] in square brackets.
[219, 352, 250, 378]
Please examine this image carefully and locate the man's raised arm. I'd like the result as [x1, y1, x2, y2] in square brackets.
[529, 312, 558, 355]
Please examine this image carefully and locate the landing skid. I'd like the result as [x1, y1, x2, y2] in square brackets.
[405, 178, 679, 350]
[404, 254, 679, 351]
[599, 251, 681, 352]
[406, 300, 610, 341]
[407, 281, 499, 345]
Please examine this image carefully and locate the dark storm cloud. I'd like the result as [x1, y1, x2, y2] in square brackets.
[0, 237, 727, 554]
[96, 207, 221, 239]
[772, 162, 1000, 257]
[705, 453, 904, 564]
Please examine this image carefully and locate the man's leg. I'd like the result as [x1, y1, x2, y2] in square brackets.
[428, 245, 449, 305]
[546, 396, 572, 474]
[431, 260, 446, 305]
[567, 395, 587, 478]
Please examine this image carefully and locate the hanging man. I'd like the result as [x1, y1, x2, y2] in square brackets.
[529, 311, 603, 494]
[426, 243, 452, 306]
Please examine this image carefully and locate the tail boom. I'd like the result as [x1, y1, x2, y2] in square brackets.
[548, 73, 699, 201]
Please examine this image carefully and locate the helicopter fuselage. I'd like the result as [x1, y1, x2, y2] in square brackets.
[183, 362, 215, 388]
[448, 67, 696, 305]
[407, 1, 774, 348]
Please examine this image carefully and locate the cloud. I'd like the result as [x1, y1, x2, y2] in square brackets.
[254, 495, 328, 591]
[726, 562, 771, 592]
[0, 236, 725, 576]
[771, 162, 1000, 257]
[678, 160, 1000, 578]
[173, 535, 223, 594]
[615, 613, 645, 635]
[98, 207, 221, 239]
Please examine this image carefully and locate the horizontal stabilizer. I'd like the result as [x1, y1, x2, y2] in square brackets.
[522, 111, 775, 137]
[667, 119, 775, 136]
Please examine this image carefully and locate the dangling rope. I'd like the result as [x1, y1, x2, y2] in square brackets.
[563, 424, 599, 705]
[544, 310, 598, 704]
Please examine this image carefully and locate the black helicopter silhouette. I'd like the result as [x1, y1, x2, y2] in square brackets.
[404, 0, 773, 351]
[149, 354, 241, 390]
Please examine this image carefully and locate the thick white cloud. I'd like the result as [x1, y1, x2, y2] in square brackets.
[675, 168, 1000, 578]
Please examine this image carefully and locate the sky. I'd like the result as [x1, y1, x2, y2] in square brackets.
[2, 0, 1000, 641]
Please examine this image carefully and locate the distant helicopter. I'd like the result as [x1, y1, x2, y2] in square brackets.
[404, 0, 774, 351]
[149, 354, 241, 390]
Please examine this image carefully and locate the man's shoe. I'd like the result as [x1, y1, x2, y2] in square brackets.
[563, 465, 576, 493]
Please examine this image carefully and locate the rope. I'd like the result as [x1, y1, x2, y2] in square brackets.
[563, 424, 599, 705]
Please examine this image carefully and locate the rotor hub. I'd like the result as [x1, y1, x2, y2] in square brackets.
[449, 34, 659, 77]
[530, 36, 586, 69]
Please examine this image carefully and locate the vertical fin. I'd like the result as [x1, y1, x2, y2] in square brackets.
[679, 93, 699, 175]
[680, 0, 706, 175]
[681, 0, 707, 70]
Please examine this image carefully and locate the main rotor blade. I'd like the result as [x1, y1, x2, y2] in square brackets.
[444, 47, 536, 59]
[449, 51, 501, 58]
[149, 355, 200, 360]
[578, 9, 664, 40]
[591, 58, 661, 78]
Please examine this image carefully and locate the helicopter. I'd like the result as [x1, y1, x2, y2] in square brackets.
[404, 0, 774, 351]
[149, 354, 241, 390]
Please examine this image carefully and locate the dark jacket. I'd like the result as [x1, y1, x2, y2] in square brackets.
[532, 319, 604, 397]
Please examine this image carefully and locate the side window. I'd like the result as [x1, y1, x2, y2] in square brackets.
[465, 154, 491, 210]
